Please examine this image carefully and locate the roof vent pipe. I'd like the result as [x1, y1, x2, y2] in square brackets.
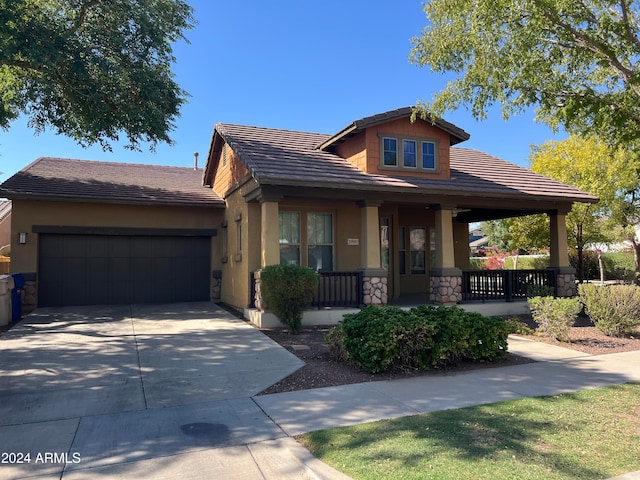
[194, 152, 199, 170]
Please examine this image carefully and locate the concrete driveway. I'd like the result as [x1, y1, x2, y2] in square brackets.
[0, 302, 312, 479]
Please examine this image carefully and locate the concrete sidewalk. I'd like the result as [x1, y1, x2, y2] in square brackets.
[2, 305, 639, 479]
[256, 335, 640, 436]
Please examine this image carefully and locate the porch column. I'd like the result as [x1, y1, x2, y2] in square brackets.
[548, 209, 576, 297]
[358, 200, 387, 305]
[261, 199, 280, 267]
[429, 205, 462, 305]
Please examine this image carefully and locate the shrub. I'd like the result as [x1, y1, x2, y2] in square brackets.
[526, 284, 555, 298]
[504, 316, 534, 335]
[602, 252, 635, 283]
[338, 304, 509, 373]
[578, 284, 640, 337]
[260, 264, 319, 333]
[527, 296, 582, 342]
[325, 325, 349, 362]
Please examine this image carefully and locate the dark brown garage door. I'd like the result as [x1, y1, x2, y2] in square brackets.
[38, 234, 212, 307]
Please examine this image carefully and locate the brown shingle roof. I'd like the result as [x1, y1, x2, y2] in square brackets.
[317, 106, 471, 150]
[0, 157, 224, 207]
[214, 123, 598, 204]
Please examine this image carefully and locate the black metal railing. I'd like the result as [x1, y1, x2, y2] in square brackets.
[312, 271, 364, 308]
[251, 270, 364, 309]
[462, 269, 556, 302]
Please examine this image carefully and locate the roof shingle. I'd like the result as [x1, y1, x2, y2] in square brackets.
[215, 123, 598, 204]
[0, 157, 224, 207]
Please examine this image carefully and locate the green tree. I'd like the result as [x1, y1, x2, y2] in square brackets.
[530, 136, 630, 281]
[483, 215, 549, 254]
[0, 0, 194, 151]
[410, 1, 640, 149]
[606, 160, 640, 281]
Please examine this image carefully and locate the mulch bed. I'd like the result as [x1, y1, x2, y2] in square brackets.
[257, 315, 640, 395]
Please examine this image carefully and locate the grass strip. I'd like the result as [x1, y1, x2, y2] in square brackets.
[298, 383, 640, 480]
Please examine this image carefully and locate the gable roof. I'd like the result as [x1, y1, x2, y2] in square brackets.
[211, 123, 598, 205]
[0, 157, 224, 207]
[317, 106, 471, 151]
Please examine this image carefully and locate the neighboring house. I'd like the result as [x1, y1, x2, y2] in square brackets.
[0, 199, 11, 252]
[468, 226, 489, 256]
[0, 107, 597, 313]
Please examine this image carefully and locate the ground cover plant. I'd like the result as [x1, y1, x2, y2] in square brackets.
[299, 383, 640, 480]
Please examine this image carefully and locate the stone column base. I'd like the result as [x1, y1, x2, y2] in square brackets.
[22, 280, 37, 314]
[362, 274, 388, 305]
[429, 268, 462, 305]
[253, 270, 267, 311]
[211, 270, 222, 301]
[551, 267, 577, 297]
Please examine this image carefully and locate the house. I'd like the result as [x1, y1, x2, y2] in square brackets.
[0, 107, 597, 314]
[469, 226, 489, 256]
[0, 159, 225, 311]
[0, 200, 11, 252]
[0, 200, 11, 273]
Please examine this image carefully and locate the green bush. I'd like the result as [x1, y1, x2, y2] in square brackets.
[602, 252, 635, 282]
[324, 325, 349, 362]
[504, 316, 535, 335]
[578, 283, 640, 337]
[260, 264, 319, 333]
[526, 284, 555, 298]
[337, 304, 509, 373]
[527, 296, 582, 342]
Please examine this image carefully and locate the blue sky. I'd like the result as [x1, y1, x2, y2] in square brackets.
[0, 0, 565, 183]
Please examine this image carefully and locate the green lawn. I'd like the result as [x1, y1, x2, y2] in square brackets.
[298, 383, 640, 480]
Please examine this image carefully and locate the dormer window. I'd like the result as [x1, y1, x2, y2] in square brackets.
[422, 141, 436, 169]
[380, 134, 438, 172]
[382, 138, 397, 166]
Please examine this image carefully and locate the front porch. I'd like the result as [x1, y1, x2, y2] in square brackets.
[244, 297, 531, 328]
[246, 269, 550, 328]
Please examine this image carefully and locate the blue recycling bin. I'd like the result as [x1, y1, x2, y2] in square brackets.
[10, 273, 24, 321]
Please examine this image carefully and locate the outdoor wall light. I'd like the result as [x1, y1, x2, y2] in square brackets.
[18, 232, 27, 244]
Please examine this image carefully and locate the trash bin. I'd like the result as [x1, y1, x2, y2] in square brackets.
[0, 274, 12, 326]
[10, 273, 24, 322]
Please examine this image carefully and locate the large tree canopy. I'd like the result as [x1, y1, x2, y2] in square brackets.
[530, 136, 633, 279]
[410, 0, 640, 149]
[0, 0, 194, 150]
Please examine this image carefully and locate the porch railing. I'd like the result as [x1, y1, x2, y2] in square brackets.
[251, 270, 364, 309]
[462, 269, 556, 303]
[312, 271, 364, 308]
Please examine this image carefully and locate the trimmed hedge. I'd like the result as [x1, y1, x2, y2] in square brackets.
[326, 305, 509, 373]
[260, 264, 319, 333]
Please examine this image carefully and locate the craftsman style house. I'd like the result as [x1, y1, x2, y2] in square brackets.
[204, 107, 596, 312]
[0, 107, 597, 313]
